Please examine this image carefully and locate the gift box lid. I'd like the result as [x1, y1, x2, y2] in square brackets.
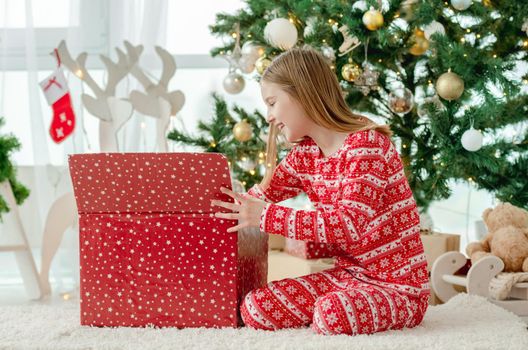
[68, 153, 233, 214]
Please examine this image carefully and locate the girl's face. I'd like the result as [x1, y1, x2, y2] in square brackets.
[261, 81, 312, 142]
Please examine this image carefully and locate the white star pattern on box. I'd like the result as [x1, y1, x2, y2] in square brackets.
[69, 153, 268, 328]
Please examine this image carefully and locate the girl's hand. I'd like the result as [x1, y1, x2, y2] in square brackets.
[211, 187, 267, 233]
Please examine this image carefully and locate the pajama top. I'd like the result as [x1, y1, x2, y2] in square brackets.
[247, 129, 429, 299]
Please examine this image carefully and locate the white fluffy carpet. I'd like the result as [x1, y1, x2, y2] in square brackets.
[0, 294, 527, 350]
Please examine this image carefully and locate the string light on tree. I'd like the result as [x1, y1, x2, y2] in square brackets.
[362, 7, 384, 31]
[264, 18, 298, 50]
[436, 69, 465, 100]
[451, 0, 473, 11]
[233, 119, 253, 142]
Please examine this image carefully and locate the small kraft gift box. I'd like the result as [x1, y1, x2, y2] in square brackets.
[69, 153, 267, 328]
[268, 251, 335, 282]
[419, 229, 461, 272]
[419, 229, 461, 305]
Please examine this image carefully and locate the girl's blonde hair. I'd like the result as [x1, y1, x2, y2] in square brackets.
[260, 46, 392, 188]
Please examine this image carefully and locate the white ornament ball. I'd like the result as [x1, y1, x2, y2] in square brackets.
[264, 18, 298, 50]
[461, 127, 483, 151]
[451, 0, 472, 11]
[223, 72, 245, 94]
[423, 21, 446, 40]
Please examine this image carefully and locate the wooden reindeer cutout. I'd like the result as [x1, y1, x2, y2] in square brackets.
[124, 41, 185, 152]
[55, 40, 136, 152]
[38, 165, 78, 298]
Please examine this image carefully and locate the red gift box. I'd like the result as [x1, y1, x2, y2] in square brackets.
[69, 153, 267, 328]
[284, 238, 342, 259]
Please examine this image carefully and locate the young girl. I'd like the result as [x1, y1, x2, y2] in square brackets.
[211, 47, 429, 336]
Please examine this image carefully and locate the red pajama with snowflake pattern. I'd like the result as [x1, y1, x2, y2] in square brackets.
[242, 130, 430, 335]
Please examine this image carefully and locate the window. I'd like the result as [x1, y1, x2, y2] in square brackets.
[0, 0, 107, 70]
[166, 0, 243, 55]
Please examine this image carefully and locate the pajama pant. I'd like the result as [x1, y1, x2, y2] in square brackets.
[240, 267, 429, 336]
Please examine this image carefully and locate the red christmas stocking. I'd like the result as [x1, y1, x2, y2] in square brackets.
[39, 68, 76, 143]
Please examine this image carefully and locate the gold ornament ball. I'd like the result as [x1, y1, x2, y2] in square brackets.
[341, 63, 362, 82]
[233, 120, 253, 142]
[436, 70, 465, 100]
[255, 57, 272, 75]
[409, 30, 430, 56]
[362, 7, 384, 31]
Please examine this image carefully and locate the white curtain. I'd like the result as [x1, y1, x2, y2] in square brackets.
[109, 0, 169, 152]
[0, 0, 169, 295]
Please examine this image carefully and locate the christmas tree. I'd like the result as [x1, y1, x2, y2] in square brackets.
[168, 94, 278, 189]
[0, 117, 30, 219]
[204, 0, 528, 210]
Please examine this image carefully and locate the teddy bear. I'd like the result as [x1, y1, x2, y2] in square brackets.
[466, 202, 528, 272]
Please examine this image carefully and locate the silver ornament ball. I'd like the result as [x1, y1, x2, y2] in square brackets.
[388, 87, 414, 114]
[238, 55, 256, 74]
[241, 42, 264, 61]
[223, 72, 245, 94]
